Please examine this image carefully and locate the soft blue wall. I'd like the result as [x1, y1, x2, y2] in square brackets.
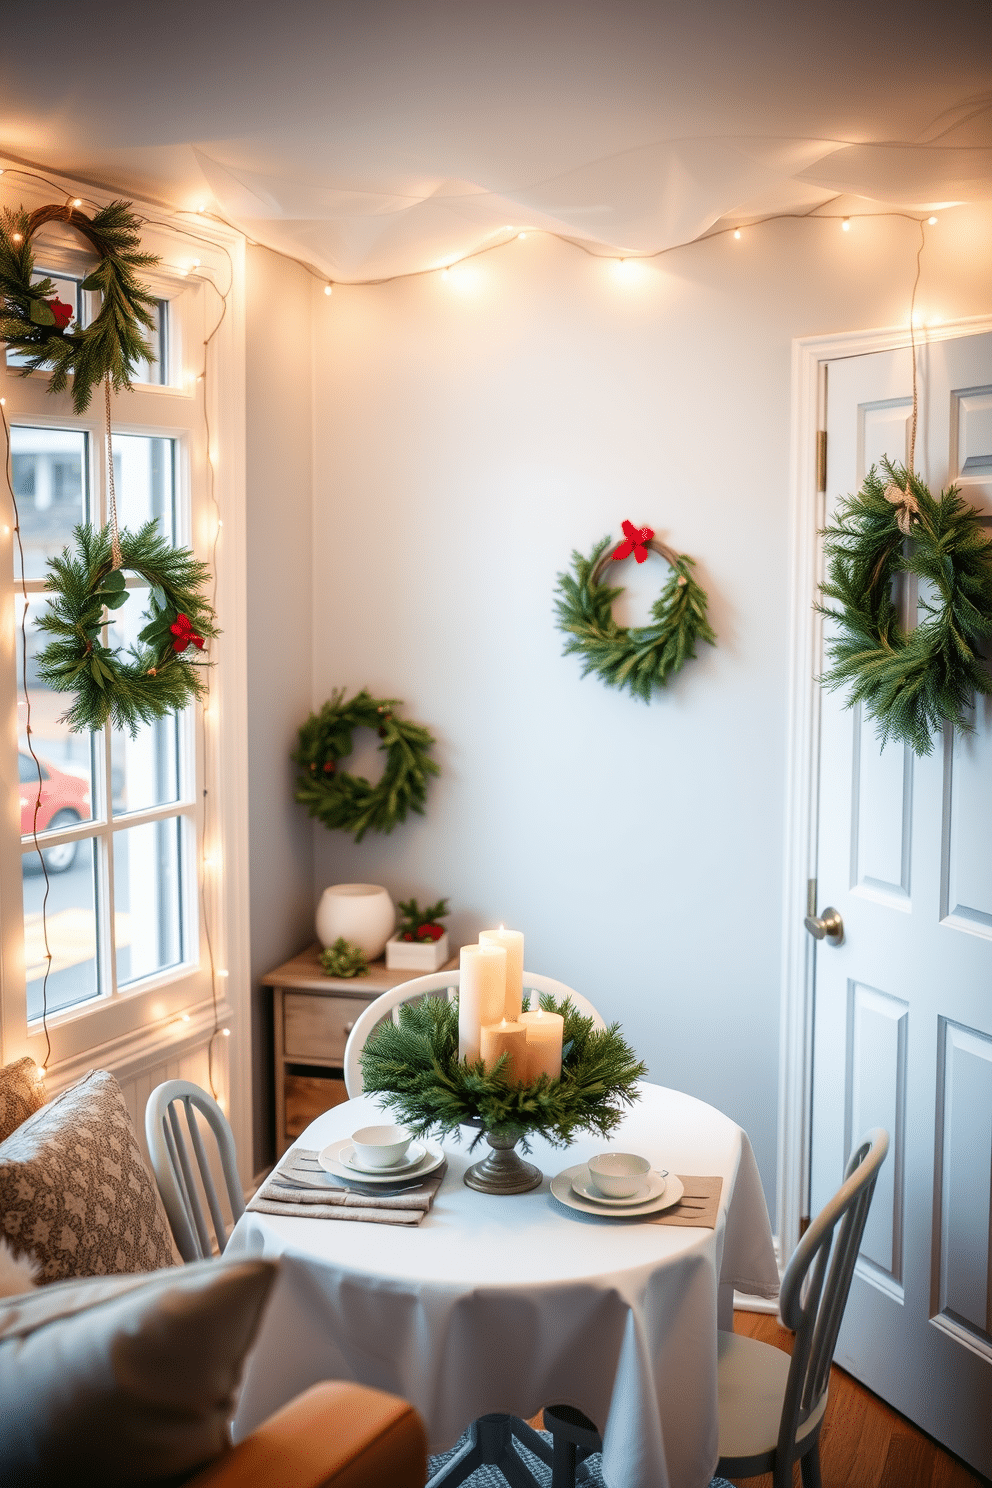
[303, 206, 991, 1214]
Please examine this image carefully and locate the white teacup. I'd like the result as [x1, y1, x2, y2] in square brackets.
[351, 1124, 413, 1168]
[587, 1151, 651, 1199]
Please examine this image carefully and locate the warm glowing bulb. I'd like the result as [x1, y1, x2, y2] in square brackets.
[842, 218, 851, 231]
[11, 233, 21, 243]
[221, 1026, 231, 1037]
[517, 232, 527, 240]
[733, 229, 742, 240]
[196, 204, 206, 214]
[73, 198, 82, 207]
[0, 397, 5, 406]
[218, 968, 229, 979]
[928, 216, 938, 225]
[181, 1012, 191, 1023]
[1, 526, 9, 537]
[217, 518, 223, 527]
[324, 283, 332, 295]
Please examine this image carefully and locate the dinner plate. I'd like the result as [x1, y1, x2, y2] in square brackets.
[570, 1169, 667, 1207]
[552, 1164, 685, 1218]
[318, 1137, 445, 1185]
[341, 1141, 427, 1176]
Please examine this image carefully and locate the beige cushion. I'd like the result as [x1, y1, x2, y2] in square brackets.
[0, 1057, 47, 1143]
[0, 1256, 277, 1486]
[0, 1068, 181, 1282]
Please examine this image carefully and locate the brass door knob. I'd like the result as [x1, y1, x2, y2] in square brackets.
[804, 907, 843, 945]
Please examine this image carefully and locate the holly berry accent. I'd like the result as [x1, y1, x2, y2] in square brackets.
[48, 297, 73, 330]
[397, 896, 449, 942]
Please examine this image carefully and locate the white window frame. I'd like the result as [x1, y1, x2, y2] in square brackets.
[0, 178, 249, 1153]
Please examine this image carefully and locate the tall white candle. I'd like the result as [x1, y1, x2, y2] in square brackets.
[479, 926, 524, 1021]
[458, 943, 507, 1063]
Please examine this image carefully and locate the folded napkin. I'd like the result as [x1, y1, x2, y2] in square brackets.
[247, 1148, 446, 1226]
[648, 1175, 723, 1228]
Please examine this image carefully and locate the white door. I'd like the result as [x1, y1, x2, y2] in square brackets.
[809, 330, 992, 1476]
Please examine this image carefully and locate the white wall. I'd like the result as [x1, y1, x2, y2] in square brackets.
[307, 206, 991, 1208]
[245, 246, 316, 1172]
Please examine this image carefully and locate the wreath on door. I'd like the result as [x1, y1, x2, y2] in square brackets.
[818, 460, 992, 756]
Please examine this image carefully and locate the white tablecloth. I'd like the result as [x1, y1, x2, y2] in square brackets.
[228, 1083, 778, 1488]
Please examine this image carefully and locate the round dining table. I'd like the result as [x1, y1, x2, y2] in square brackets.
[227, 1082, 779, 1488]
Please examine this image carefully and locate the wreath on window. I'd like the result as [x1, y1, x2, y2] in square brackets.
[35, 522, 217, 736]
[818, 460, 992, 756]
[293, 689, 440, 842]
[554, 522, 715, 700]
[0, 200, 159, 413]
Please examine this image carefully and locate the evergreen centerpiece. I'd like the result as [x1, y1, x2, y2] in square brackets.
[360, 993, 646, 1191]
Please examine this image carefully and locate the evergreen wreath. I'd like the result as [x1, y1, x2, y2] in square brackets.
[35, 522, 217, 736]
[818, 460, 992, 757]
[554, 522, 715, 700]
[294, 688, 440, 842]
[360, 994, 647, 1149]
[0, 200, 159, 414]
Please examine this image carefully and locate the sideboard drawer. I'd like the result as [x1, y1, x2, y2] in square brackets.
[283, 993, 368, 1061]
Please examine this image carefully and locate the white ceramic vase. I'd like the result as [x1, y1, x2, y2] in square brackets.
[315, 883, 395, 960]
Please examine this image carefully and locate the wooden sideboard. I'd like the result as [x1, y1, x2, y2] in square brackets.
[262, 943, 458, 1156]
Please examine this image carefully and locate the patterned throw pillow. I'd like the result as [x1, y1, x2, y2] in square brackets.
[0, 1069, 181, 1283]
[0, 1057, 47, 1144]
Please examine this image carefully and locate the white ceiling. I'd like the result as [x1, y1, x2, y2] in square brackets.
[2, 1, 990, 282]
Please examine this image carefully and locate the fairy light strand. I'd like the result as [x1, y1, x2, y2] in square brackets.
[0, 399, 53, 1070]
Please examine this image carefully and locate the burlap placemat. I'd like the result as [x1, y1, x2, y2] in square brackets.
[247, 1148, 446, 1226]
[648, 1174, 723, 1227]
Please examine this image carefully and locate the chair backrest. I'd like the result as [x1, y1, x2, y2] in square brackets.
[145, 1079, 245, 1262]
[343, 971, 606, 1096]
[775, 1128, 889, 1469]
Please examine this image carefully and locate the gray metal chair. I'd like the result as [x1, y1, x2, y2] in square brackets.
[716, 1126, 890, 1488]
[145, 1079, 245, 1262]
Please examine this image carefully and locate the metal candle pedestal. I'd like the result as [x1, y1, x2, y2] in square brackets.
[463, 1126, 542, 1194]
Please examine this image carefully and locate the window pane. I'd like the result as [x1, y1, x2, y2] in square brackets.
[16, 597, 99, 838]
[114, 433, 175, 543]
[130, 300, 168, 386]
[114, 818, 185, 986]
[5, 273, 80, 370]
[24, 837, 101, 1019]
[111, 717, 180, 817]
[10, 425, 89, 578]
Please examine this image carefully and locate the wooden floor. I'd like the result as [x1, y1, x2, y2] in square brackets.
[727, 1312, 989, 1488]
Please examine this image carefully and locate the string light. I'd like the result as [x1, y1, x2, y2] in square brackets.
[928, 216, 938, 225]
[842, 218, 851, 231]
[72, 198, 82, 207]
[221, 1026, 231, 1037]
[324, 283, 332, 295]
[733, 229, 742, 240]
[517, 232, 527, 240]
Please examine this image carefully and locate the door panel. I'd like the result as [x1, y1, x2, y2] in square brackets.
[810, 330, 992, 1476]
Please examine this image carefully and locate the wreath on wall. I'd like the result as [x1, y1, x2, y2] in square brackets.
[293, 688, 440, 842]
[0, 200, 159, 413]
[818, 460, 992, 756]
[554, 521, 715, 701]
[35, 522, 217, 736]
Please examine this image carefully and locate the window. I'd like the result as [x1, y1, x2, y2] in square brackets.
[0, 193, 242, 1074]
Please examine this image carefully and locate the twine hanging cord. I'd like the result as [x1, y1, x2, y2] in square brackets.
[883, 218, 926, 537]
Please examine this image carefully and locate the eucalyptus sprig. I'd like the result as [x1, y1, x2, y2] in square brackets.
[360, 994, 646, 1150]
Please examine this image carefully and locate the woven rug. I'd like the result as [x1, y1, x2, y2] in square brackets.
[427, 1428, 734, 1486]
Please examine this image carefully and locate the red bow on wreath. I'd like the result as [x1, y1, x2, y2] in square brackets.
[170, 613, 205, 653]
[612, 520, 654, 564]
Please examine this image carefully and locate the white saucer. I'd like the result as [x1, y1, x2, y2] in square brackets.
[341, 1141, 426, 1176]
[552, 1164, 685, 1218]
[571, 1169, 666, 1207]
[318, 1137, 444, 1185]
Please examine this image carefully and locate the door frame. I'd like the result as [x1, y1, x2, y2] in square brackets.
[777, 313, 992, 1261]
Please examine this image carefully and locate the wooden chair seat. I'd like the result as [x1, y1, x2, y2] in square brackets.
[716, 1330, 827, 1475]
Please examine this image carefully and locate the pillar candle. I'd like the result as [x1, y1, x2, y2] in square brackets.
[458, 943, 507, 1063]
[479, 927, 524, 1021]
[479, 1017, 528, 1084]
[519, 1003, 565, 1082]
